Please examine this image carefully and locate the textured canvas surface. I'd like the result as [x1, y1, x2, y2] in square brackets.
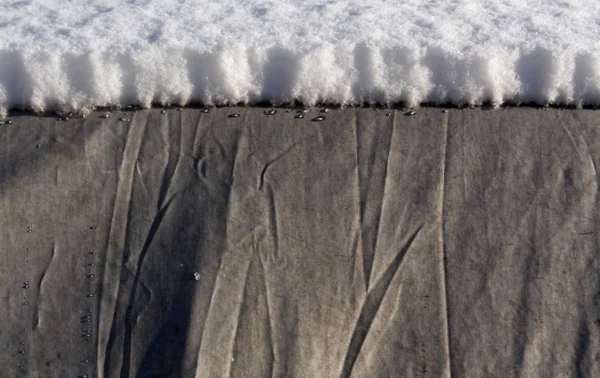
[1, 107, 599, 377]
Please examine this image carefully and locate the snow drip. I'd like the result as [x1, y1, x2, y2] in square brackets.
[1, 45, 600, 115]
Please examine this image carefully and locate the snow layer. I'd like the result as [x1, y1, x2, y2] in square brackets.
[1, 0, 600, 113]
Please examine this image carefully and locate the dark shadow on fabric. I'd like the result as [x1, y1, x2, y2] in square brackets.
[127, 117, 239, 377]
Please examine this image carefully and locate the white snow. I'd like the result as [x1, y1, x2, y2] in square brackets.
[0, 0, 600, 114]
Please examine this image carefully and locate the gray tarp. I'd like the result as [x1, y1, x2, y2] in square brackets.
[1, 107, 599, 377]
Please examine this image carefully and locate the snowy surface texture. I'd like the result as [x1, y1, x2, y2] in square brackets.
[1, 0, 600, 113]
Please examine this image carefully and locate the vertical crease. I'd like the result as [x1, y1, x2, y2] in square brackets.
[352, 108, 364, 290]
[195, 125, 242, 377]
[120, 197, 175, 377]
[439, 111, 452, 378]
[367, 110, 395, 291]
[226, 247, 257, 378]
[257, 249, 275, 378]
[340, 224, 424, 378]
[99, 111, 146, 376]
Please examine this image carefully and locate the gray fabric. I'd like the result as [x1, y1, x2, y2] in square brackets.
[0, 108, 598, 377]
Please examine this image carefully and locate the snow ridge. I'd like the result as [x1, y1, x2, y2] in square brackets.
[0, 0, 599, 114]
